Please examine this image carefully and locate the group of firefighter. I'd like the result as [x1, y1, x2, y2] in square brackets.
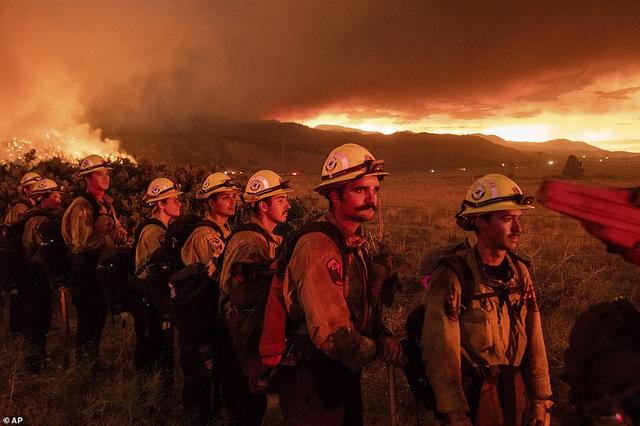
[1, 142, 637, 426]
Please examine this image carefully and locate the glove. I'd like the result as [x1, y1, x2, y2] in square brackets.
[111, 226, 128, 245]
[525, 399, 552, 426]
[376, 336, 405, 366]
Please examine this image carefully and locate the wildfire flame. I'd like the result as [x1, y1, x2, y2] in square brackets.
[0, 127, 134, 164]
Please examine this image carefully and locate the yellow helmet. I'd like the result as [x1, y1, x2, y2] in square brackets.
[30, 178, 62, 197]
[196, 172, 241, 200]
[243, 170, 293, 203]
[455, 174, 534, 229]
[144, 178, 183, 204]
[77, 154, 112, 177]
[314, 143, 388, 193]
[19, 172, 42, 191]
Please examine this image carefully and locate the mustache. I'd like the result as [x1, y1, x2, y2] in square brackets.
[357, 204, 378, 212]
[509, 233, 521, 237]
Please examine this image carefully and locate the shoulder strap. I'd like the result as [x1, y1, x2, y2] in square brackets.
[285, 221, 351, 280]
[78, 193, 103, 223]
[217, 222, 270, 270]
[437, 255, 475, 308]
[195, 219, 227, 242]
[133, 218, 167, 253]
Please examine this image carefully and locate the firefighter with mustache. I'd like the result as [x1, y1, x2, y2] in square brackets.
[62, 154, 128, 370]
[422, 174, 552, 426]
[280, 143, 404, 426]
[219, 169, 293, 425]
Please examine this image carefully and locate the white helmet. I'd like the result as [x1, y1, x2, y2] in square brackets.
[19, 172, 42, 191]
[314, 143, 388, 193]
[196, 172, 241, 200]
[243, 170, 293, 204]
[144, 178, 183, 204]
[77, 154, 112, 177]
[30, 178, 63, 197]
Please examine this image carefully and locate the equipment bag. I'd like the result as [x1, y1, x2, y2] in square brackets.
[36, 217, 71, 284]
[95, 247, 135, 315]
[0, 209, 55, 292]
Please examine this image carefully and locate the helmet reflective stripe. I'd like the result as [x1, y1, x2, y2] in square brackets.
[251, 179, 291, 197]
[321, 159, 386, 181]
[199, 180, 239, 198]
[462, 194, 535, 209]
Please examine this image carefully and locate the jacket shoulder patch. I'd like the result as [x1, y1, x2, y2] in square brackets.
[327, 257, 343, 286]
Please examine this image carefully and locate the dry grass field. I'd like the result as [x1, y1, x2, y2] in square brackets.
[1, 161, 639, 425]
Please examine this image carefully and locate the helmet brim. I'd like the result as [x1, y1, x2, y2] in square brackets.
[243, 188, 294, 204]
[195, 187, 241, 200]
[314, 171, 388, 193]
[76, 165, 113, 178]
[146, 189, 184, 204]
[458, 201, 535, 217]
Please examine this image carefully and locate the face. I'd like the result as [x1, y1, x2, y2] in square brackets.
[85, 169, 110, 192]
[41, 192, 62, 211]
[261, 194, 290, 224]
[331, 175, 380, 223]
[476, 209, 523, 251]
[159, 196, 182, 218]
[209, 190, 238, 218]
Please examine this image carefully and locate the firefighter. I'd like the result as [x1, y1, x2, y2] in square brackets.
[422, 174, 552, 425]
[4, 171, 41, 225]
[61, 154, 128, 370]
[179, 172, 241, 425]
[3, 171, 41, 337]
[280, 143, 404, 426]
[219, 169, 293, 425]
[20, 178, 63, 372]
[131, 178, 182, 371]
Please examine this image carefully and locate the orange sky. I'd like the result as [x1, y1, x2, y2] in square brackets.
[2, 1, 640, 155]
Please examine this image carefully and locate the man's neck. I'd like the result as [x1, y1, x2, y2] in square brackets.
[476, 240, 507, 266]
[207, 211, 229, 228]
[152, 211, 171, 227]
[255, 213, 277, 233]
[87, 187, 105, 202]
[331, 210, 361, 234]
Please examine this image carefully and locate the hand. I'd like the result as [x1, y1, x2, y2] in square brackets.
[446, 411, 472, 426]
[376, 336, 405, 366]
[111, 226, 128, 245]
[525, 399, 552, 426]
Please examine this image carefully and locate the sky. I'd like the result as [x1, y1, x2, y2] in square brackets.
[1, 0, 640, 157]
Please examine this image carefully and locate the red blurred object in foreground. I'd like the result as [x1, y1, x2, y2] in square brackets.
[537, 180, 640, 265]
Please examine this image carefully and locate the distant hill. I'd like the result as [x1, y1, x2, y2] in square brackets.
[314, 124, 381, 135]
[113, 120, 534, 173]
[474, 134, 635, 159]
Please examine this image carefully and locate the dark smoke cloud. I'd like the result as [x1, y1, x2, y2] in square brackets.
[2, 0, 640, 137]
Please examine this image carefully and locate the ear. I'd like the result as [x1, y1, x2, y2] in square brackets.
[473, 215, 488, 231]
[258, 200, 269, 213]
[327, 188, 340, 205]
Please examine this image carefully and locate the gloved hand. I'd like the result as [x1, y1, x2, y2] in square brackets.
[111, 226, 128, 245]
[376, 336, 405, 366]
[446, 411, 472, 426]
[525, 399, 552, 426]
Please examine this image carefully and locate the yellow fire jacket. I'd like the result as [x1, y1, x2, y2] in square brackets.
[180, 214, 232, 277]
[61, 194, 121, 255]
[421, 246, 552, 414]
[283, 212, 383, 372]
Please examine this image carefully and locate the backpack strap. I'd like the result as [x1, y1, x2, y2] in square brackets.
[133, 218, 167, 254]
[194, 219, 227, 242]
[78, 192, 108, 224]
[217, 222, 272, 271]
[285, 221, 351, 281]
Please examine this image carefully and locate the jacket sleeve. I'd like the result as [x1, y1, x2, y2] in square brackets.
[286, 233, 377, 372]
[422, 266, 469, 413]
[520, 266, 553, 400]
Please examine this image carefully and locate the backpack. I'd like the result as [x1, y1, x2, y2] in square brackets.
[223, 220, 353, 394]
[142, 214, 202, 318]
[565, 297, 640, 423]
[36, 216, 71, 285]
[165, 218, 226, 346]
[402, 244, 529, 413]
[0, 208, 55, 292]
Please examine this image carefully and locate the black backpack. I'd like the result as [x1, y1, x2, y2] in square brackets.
[36, 216, 71, 285]
[0, 208, 55, 292]
[565, 297, 640, 424]
[402, 245, 529, 413]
